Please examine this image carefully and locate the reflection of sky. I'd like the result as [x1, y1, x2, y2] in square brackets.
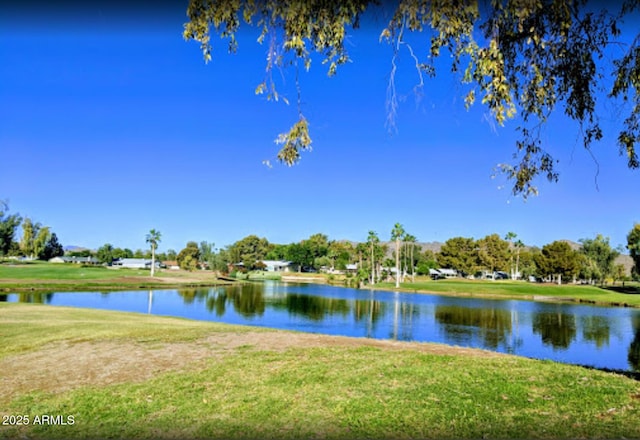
[3, 283, 640, 372]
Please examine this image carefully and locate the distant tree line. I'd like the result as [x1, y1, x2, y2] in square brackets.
[0, 201, 63, 260]
[161, 225, 640, 285]
[3, 199, 638, 283]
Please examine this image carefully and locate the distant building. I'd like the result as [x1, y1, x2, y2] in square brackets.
[113, 258, 159, 269]
[162, 260, 180, 270]
[262, 260, 298, 272]
[49, 256, 100, 265]
[345, 263, 358, 274]
[429, 268, 457, 280]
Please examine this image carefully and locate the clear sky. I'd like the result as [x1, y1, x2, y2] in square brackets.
[1, 2, 639, 254]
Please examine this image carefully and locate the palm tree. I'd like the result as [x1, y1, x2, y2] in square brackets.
[514, 239, 525, 280]
[146, 229, 162, 277]
[403, 233, 417, 283]
[391, 223, 405, 288]
[505, 232, 517, 279]
[367, 230, 380, 285]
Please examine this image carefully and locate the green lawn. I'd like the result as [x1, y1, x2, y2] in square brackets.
[0, 261, 226, 291]
[1, 303, 640, 439]
[375, 279, 640, 307]
[0, 261, 146, 279]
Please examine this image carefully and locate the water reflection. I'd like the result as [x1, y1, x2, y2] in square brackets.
[435, 305, 513, 350]
[353, 292, 385, 338]
[581, 316, 610, 348]
[7, 292, 55, 304]
[630, 316, 640, 372]
[178, 285, 267, 317]
[532, 307, 577, 350]
[2, 283, 640, 372]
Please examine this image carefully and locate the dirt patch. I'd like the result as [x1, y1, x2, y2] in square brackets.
[0, 331, 503, 402]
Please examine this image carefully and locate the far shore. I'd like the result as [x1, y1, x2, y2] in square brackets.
[2, 262, 639, 308]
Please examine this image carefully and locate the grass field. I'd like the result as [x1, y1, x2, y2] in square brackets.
[1, 302, 640, 440]
[2, 262, 639, 308]
[375, 278, 640, 307]
[0, 261, 228, 291]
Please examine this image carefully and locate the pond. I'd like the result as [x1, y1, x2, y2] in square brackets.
[2, 281, 640, 373]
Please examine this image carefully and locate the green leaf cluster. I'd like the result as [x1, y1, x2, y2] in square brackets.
[185, 0, 640, 197]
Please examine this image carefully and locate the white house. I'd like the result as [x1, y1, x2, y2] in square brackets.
[438, 268, 457, 278]
[262, 260, 295, 272]
[49, 256, 100, 265]
[345, 263, 358, 273]
[114, 258, 160, 269]
[429, 268, 457, 279]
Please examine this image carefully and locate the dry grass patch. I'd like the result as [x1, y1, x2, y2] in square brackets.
[0, 325, 504, 405]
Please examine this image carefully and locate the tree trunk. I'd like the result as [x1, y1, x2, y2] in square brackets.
[371, 244, 375, 285]
[150, 246, 156, 277]
[411, 246, 415, 283]
[395, 239, 400, 288]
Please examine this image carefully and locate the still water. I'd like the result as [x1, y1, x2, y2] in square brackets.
[3, 281, 640, 372]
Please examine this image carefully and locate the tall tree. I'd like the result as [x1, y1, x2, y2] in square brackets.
[265, 243, 289, 261]
[177, 241, 201, 271]
[477, 234, 510, 276]
[403, 233, 418, 283]
[113, 248, 134, 260]
[505, 232, 517, 279]
[97, 243, 115, 265]
[19, 218, 38, 259]
[165, 249, 177, 261]
[0, 201, 22, 257]
[514, 239, 525, 280]
[437, 237, 478, 276]
[228, 235, 271, 269]
[534, 241, 581, 284]
[627, 224, 640, 281]
[302, 233, 330, 269]
[327, 240, 353, 271]
[33, 226, 51, 260]
[199, 241, 215, 268]
[579, 234, 620, 284]
[145, 229, 162, 276]
[42, 232, 64, 260]
[185, 0, 640, 196]
[367, 230, 380, 285]
[390, 223, 405, 288]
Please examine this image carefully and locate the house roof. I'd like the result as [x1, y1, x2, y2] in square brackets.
[438, 268, 457, 275]
[58, 256, 99, 263]
[262, 260, 291, 266]
[119, 258, 152, 264]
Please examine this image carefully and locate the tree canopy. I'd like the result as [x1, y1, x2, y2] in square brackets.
[0, 201, 22, 256]
[184, 0, 640, 197]
[628, 223, 640, 279]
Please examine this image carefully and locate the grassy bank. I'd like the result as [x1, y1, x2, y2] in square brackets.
[2, 262, 639, 308]
[1, 303, 640, 439]
[0, 261, 230, 291]
[375, 279, 640, 307]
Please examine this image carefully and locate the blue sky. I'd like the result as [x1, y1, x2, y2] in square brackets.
[1, 2, 638, 253]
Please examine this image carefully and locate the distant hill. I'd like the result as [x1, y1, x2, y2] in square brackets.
[63, 245, 91, 252]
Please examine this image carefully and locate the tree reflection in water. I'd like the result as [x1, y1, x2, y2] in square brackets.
[10, 284, 637, 372]
[629, 315, 640, 372]
[580, 316, 610, 348]
[435, 305, 514, 350]
[12, 292, 54, 304]
[532, 308, 576, 350]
